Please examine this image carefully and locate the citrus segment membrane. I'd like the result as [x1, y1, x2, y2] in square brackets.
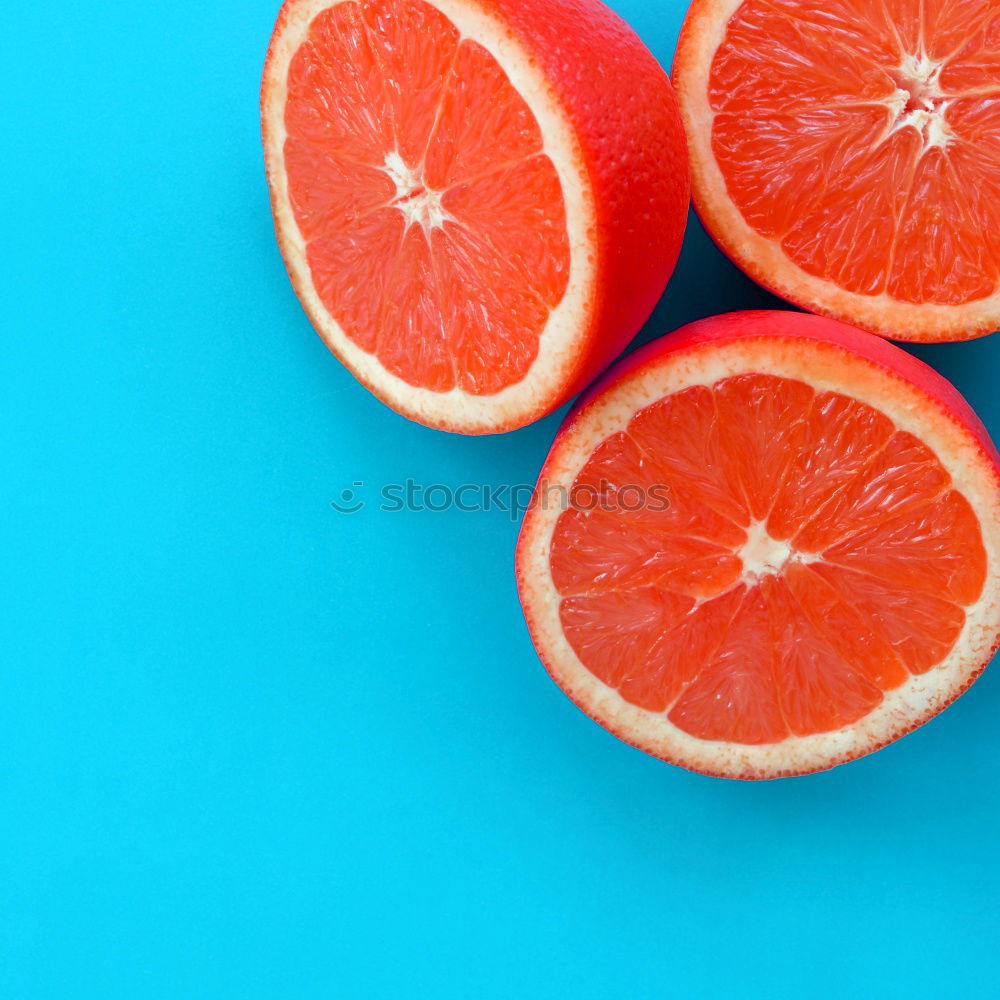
[548, 373, 987, 744]
[706, 0, 1000, 306]
[283, 0, 570, 394]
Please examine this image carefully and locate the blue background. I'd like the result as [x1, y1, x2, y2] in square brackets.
[4, 0, 999, 995]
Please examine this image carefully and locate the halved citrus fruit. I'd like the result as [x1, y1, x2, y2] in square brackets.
[517, 311, 1000, 779]
[674, 0, 1000, 343]
[261, 0, 689, 433]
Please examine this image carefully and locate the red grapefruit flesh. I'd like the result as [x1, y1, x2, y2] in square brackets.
[261, 0, 689, 433]
[674, 0, 1000, 343]
[517, 312, 1000, 779]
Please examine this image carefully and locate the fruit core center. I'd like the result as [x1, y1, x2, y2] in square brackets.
[738, 521, 794, 581]
[383, 151, 449, 232]
[886, 54, 951, 150]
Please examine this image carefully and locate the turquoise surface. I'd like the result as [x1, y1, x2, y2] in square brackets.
[3, 0, 999, 995]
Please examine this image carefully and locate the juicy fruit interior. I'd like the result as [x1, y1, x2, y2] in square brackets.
[283, 0, 570, 394]
[549, 374, 987, 745]
[710, 0, 1000, 305]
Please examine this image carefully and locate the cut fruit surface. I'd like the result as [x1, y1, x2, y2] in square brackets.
[262, 0, 689, 433]
[516, 312, 1000, 779]
[674, 0, 1000, 342]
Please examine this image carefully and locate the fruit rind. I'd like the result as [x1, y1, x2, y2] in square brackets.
[516, 312, 1000, 779]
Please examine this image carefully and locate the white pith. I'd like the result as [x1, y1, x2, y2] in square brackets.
[738, 520, 815, 584]
[884, 53, 951, 153]
[674, 0, 1000, 342]
[517, 336, 1000, 779]
[262, 0, 597, 431]
[382, 151, 452, 232]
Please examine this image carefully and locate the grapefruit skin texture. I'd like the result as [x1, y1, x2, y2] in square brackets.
[516, 311, 1000, 780]
[261, 0, 690, 434]
[672, 0, 1000, 344]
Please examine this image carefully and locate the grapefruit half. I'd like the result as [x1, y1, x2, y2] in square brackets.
[261, 0, 689, 433]
[674, 0, 1000, 343]
[516, 312, 1000, 779]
